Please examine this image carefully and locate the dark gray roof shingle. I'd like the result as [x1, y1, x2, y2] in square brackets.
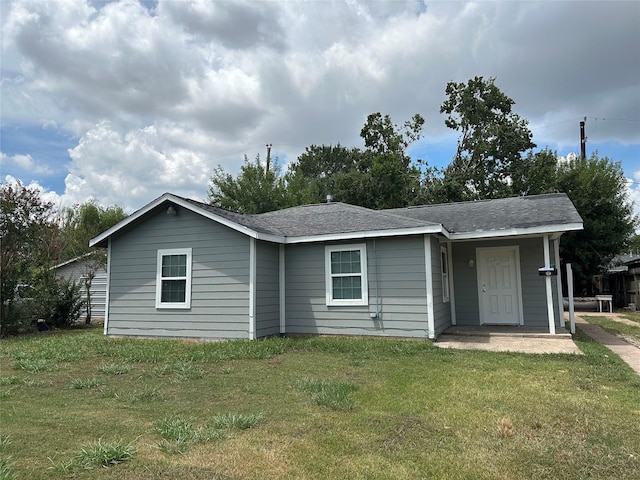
[386, 193, 583, 234]
[256, 202, 438, 237]
[179, 193, 582, 239]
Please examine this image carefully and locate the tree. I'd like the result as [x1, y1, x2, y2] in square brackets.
[60, 201, 127, 323]
[286, 113, 427, 209]
[209, 154, 287, 214]
[1, 181, 60, 334]
[510, 148, 559, 196]
[285, 144, 372, 206]
[360, 112, 426, 208]
[555, 153, 638, 295]
[209, 113, 427, 212]
[439, 76, 536, 201]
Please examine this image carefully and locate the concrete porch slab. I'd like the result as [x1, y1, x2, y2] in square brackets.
[435, 326, 582, 354]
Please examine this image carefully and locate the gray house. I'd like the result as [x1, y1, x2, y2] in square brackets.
[53, 254, 107, 319]
[89, 193, 583, 340]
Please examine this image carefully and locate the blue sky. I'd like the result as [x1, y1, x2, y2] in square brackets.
[1, 0, 639, 220]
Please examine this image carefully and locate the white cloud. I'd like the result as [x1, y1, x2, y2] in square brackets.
[1, 152, 54, 176]
[1, 0, 638, 212]
[3, 174, 64, 208]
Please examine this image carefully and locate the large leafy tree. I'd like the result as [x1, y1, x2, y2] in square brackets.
[555, 153, 637, 295]
[209, 154, 287, 214]
[285, 144, 371, 206]
[360, 112, 426, 208]
[286, 112, 426, 209]
[1, 182, 60, 334]
[439, 76, 536, 201]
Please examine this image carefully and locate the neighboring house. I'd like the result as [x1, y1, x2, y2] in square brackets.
[598, 254, 640, 309]
[53, 254, 107, 319]
[89, 193, 583, 340]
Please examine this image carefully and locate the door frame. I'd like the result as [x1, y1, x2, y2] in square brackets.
[476, 246, 524, 326]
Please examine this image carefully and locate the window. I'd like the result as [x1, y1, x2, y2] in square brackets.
[441, 245, 450, 303]
[156, 248, 192, 309]
[325, 244, 368, 306]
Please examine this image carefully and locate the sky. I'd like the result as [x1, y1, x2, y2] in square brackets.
[1, 0, 639, 222]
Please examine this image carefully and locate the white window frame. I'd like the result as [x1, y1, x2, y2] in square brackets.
[156, 248, 192, 309]
[325, 244, 368, 307]
[440, 245, 450, 303]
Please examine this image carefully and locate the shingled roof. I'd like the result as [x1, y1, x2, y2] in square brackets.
[386, 193, 583, 235]
[90, 192, 583, 247]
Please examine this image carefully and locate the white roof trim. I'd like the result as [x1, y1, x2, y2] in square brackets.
[284, 225, 446, 244]
[448, 223, 583, 240]
[89, 193, 285, 247]
[51, 252, 94, 269]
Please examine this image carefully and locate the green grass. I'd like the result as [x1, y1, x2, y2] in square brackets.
[583, 314, 640, 343]
[294, 377, 358, 410]
[1, 325, 639, 479]
[75, 439, 135, 469]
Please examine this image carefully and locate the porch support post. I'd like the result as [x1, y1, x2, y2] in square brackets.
[543, 235, 556, 335]
[553, 238, 565, 328]
[104, 238, 111, 336]
[279, 244, 286, 335]
[249, 237, 256, 340]
[424, 235, 435, 339]
[447, 242, 456, 326]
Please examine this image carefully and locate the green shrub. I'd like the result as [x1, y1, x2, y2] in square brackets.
[41, 278, 85, 328]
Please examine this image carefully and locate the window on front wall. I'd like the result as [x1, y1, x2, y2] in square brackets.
[156, 248, 192, 309]
[325, 244, 368, 306]
[441, 245, 450, 303]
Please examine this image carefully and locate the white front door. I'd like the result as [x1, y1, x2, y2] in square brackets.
[476, 247, 523, 325]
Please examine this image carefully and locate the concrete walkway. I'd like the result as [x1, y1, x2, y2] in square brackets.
[573, 313, 640, 375]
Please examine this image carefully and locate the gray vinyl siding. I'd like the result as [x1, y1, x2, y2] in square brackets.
[451, 237, 561, 327]
[55, 261, 107, 319]
[255, 241, 280, 337]
[285, 236, 429, 338]
[431, 237, 452, 336]
[107, 207, 250, 339]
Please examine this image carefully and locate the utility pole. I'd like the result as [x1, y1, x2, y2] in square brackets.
[265, 144, 272, 172]
[580, 118, 587, 159]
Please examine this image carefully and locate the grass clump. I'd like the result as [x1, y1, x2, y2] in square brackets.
[210, 413, 263, 430]
[69, 377, 104, 389]
[149, 361, 205, 382]
[153, 416, 227, 455]
[0, 376, 20, 386]
[294, 377, 358, 410]
[98, 363, 131, 375]
[109, 387, 166, 403]
[75, 439, 135, 469]
[12, 357, 51, 373]
[0, 457, 15, 480]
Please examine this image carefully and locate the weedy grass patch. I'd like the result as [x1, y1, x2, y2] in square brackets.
[1, 324, 639, 479]
[74, 439, 136, 469]
[294, 377, 358, 410]
[584, 315, 640, 343]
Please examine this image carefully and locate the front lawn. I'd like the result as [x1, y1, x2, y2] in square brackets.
[1, 326, 639, 479]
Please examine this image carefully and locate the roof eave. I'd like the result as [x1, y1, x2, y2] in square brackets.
[284, 225, 446, 244]
[448, 222, 583, 241]
[89, 193, 286, 247]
